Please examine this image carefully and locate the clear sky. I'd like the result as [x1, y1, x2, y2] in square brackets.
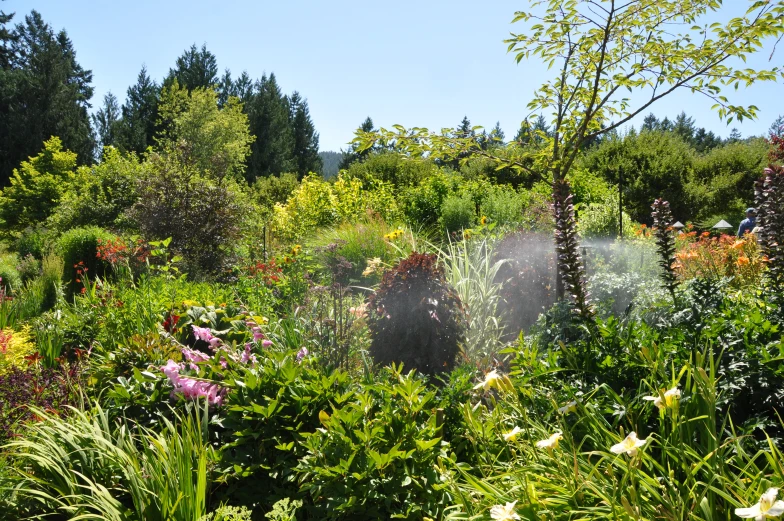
[6, 0, 783, 152]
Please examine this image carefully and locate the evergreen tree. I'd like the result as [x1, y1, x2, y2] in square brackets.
[245, 73, 295, 180]
[659, 117, 674, 132]
[641, 113, 659, 132]
[673, 111, 696, 144]
[288, 91, 322, 178]
[0, 10, 94, 185]
[92, 91, 120, 152]
[488, 121, 505, 145]
[693, 127, 722, 153]
[532, 115, 551, 138]
[769, 115, 784, 139]
[0, 7, 14, 70]
[114, 65, 159, 155]
[165, 43, 218, 91]
[514, 120, 533, 145]
[455, 116, 474, 138]
[218, 69, 253, 107]
[340, 116, 375, 170]
[728, 128, 742, 143]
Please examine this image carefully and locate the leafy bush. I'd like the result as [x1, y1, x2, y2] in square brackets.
[576, 193, 635, 239]
[296, 367, 450, 520]
[368, 252, 466, 376]
[56, 226, 114, 297]
[481, 186, 527, 227]
[401, 172, 455, 227]
[16, 227, 46, 260]
[0, 253, 21, 292]
[16, 254, 41, 284]
[252, 172, 299, 215]
[440, 193, 475, 234]
[344, 152, 437, 188]
[130, 153, 253, 276]
[0, 137, 77, 235]
[0, 326, 34, 375]
[48, 146, 146, 232]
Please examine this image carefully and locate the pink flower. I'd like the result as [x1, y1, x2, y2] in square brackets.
[159, 359, 225, 406]
[182, 347, 210, 371]
[241, 343, 258, 366]
[192, 325, 222, 350]
[296, 347, 309, 362]
[262, 340, 273, 348]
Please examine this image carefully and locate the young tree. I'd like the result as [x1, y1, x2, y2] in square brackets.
[641, 113, 659, 132]
[357, 0, 784, 302]
[488, 121, 505, 146]
[92, 91, 120, 152]
[673, 112, 696, 145]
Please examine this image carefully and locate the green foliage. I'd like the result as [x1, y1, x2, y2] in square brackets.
[581, 131, 695, 223]
[156, 82, 254, 181]
[49, 146, 147, 232]
[0, 253, 21, 292]
[480, 186, 527, 227]
[130, 153, 253, 275]
[201, 505, 254, 521]
[401, 172, 455, 227]
[6, 405, 210, 521]
[0, 137, 78, 234]
[576, 194, 635, 239]
[16, 227, 45, 259]
[56, 226, 114, 297]
[344, 152, 437, 188]
[440, 194, 475, 235]
[297, 367, 450, 520]
[368, 252, 466, 376]
[252, 172, 299, 215]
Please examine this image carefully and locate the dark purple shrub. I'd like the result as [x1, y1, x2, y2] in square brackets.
[367, 252, 466, 376]
[0, 364, 81, 442]
[651, 198, 678, 301]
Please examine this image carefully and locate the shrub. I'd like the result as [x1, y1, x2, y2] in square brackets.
[130, 153, 252, 276]
[16, 227, 46, 259]
[296, 367, 449, 520]
[481, 186, 527, 227]
[56, 226, 114, 297]
[367, 252, 466, 376]
[252, 172, 299, 215]
[0, 253, 21, 292]
[576, 194, 635, 239]
[0, 326, 34, 375]
[440, 193, 475, 235]
[17, 254, 41, 284]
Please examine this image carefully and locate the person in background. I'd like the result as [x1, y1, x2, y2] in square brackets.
[737, 208, 757, 237]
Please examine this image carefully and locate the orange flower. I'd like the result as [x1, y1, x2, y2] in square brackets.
[736, 256, 750, 266]
[731, 240, 745, 250]
[701, 232, 710, 237]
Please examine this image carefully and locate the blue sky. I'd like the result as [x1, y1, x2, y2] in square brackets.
[6, 0, 783, 151]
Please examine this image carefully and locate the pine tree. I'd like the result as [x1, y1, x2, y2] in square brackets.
[245, 73, 295, 180]
[728, 128, 742, 143]
[92, 91, 120, 152]
[673, 111, 696, 144]
[288, 91, 322, 178]
[488, 121, 505, 145]
[218, 69, 253, 107]
[114, 65, 159, 155]
[340, 116, 374, 170]
[455, 116, 474, 138]
[0, 10, 94, 185]
[659, 117, 673, 132]
[165, 43, 218, 91]
[641, 113, 659, 132]
[0, 7, 14, 70]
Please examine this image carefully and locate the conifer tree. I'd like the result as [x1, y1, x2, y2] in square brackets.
[245, 73, 295, 180]
[340, 117, 374, 170]
[115, 65, 159, 155]
[289, 91, 322, 178]
[165, 43, 218, 91]
[0, 10, 94, 185]
[93, 91, 120, 152]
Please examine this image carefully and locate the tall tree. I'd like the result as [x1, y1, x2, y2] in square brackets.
[218, 69, 253, 107]
[641, 113, 659, 132]
[0, 10, 94, 185]
[488, 121, 505, 145]
[288, 91, 322, 178]
[245, 73, 295, 180]
[92, 91, 120, 152]
[455, 116, 474, 138]
[340, 117, 375, 169]
[673, 111, 696, 144]
[114, 65, 159, 155]
[0, 5, 14, 70]
[165, 43, 218, 91]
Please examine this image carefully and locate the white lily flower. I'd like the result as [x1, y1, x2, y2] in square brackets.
[643, 386, 681, 410]
[535, 432, 563, 450]
[736, 488, 784, 521]
[503, 426, 523, 441]
[558, 400, 578, 414]
[611, 431, 647, 457]
[490, 500, 521, 521]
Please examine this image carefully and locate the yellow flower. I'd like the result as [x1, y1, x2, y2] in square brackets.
[473, 369, 513, 392]
[611, 431, 647, 457]
[503, 426, 523, 442]
[736, 488, 784, 520]
[535, 432, 562, 450]
[490, 500, 521, 521]
[480, 215, 488, 226]
[643, 386, 680, 410]
[362, 257, 383, 277]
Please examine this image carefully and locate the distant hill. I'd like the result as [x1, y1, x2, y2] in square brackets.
[319, 151, 342, 178]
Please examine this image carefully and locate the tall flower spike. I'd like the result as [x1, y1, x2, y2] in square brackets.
[552, 179, 594, 320]
[755, 166, 784, 309]
[651, 199, 678, 302]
